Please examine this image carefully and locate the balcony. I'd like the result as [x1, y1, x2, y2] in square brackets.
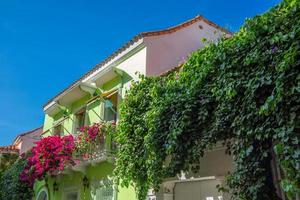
[72, 136, 117, 172]
[77, 138, 116, 161]
[59, 122, 118, 174]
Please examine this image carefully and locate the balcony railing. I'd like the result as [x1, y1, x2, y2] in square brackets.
[53, 121, 117, 174]
[78, 142, 116, 161]
[72, 135, 118, 168]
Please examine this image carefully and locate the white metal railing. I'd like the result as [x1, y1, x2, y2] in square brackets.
[73, 138, 117, 164]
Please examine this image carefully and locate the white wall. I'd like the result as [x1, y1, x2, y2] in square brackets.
[154, 148, 233, 200]
[116, 46, 147, 81]
[116, 46, 147, 97]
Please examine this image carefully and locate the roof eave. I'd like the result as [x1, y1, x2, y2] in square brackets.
[44, 38, 145, 110]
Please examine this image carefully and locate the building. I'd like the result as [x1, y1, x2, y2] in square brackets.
[13, 126, 43, 155]
[0, 126, 42, 155]
[0, 127, 42, 177]
[0, 145, 19, 155]
[35, 15, 232, 200]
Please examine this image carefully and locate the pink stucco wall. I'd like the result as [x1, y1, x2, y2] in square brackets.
[144, 19, 230, 76]
[18, 127, 42, 154]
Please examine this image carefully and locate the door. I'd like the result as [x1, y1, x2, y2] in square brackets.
[174, 179, 226, 200]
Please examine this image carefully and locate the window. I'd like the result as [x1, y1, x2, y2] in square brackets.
[174, 179, 226, 200]
[95, 186, 114, 200]
[92, 180, 115, 200]
[53, 124, 63, 136]
[74, 108, 86, 133]
[37, 190, 48, 200]
[104, 92, 118, 122]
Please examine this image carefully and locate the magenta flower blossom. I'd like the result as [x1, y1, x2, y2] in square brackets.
[20, 135, 75, 187]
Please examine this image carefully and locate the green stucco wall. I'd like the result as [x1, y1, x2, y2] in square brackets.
[118, 184, 137, 200]
[34, 162, 136, 200]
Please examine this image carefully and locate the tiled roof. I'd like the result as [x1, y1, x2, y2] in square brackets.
[139, 15, 231, 37]
[18, 126, 43, 137]
[44, 15, 232, 108]
[0, 145, 19, 152]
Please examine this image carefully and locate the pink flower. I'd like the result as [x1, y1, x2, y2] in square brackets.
[20, 135, 76, 187]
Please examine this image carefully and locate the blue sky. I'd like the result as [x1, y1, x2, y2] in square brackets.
[0, 0, 281, 146]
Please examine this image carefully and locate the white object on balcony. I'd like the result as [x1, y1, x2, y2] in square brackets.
[177, 170, 186, 180]
[79, 82, 97, 95]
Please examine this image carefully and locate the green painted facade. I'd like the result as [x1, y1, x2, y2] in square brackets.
[35, 73, 136, 200]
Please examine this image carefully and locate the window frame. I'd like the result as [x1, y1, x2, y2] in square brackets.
[72, 106, 87, 135]
[103, 91, 118, 122]
[53, 124, 63, 136]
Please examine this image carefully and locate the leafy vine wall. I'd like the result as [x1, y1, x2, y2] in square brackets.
[115, 1, 300, 199]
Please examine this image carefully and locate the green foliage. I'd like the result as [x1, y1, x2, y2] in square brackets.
[0, 153, 18, 176]
[0, 158, 33, 200]
[115, 0, 300, 199]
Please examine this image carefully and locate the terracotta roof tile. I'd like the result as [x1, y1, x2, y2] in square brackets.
[0, 145, 19, 152]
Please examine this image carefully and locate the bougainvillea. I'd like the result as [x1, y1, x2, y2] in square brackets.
[20, 122, 117, 187]
[115, 0, 300, 199]
[75, 122, 117, 159]
[79, 124, 102, 141]
[20, 135, 75, 187]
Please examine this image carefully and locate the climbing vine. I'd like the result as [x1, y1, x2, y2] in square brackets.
[115, 0, 300, 199]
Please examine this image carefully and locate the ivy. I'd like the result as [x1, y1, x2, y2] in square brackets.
[114, 0, 300, 199]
